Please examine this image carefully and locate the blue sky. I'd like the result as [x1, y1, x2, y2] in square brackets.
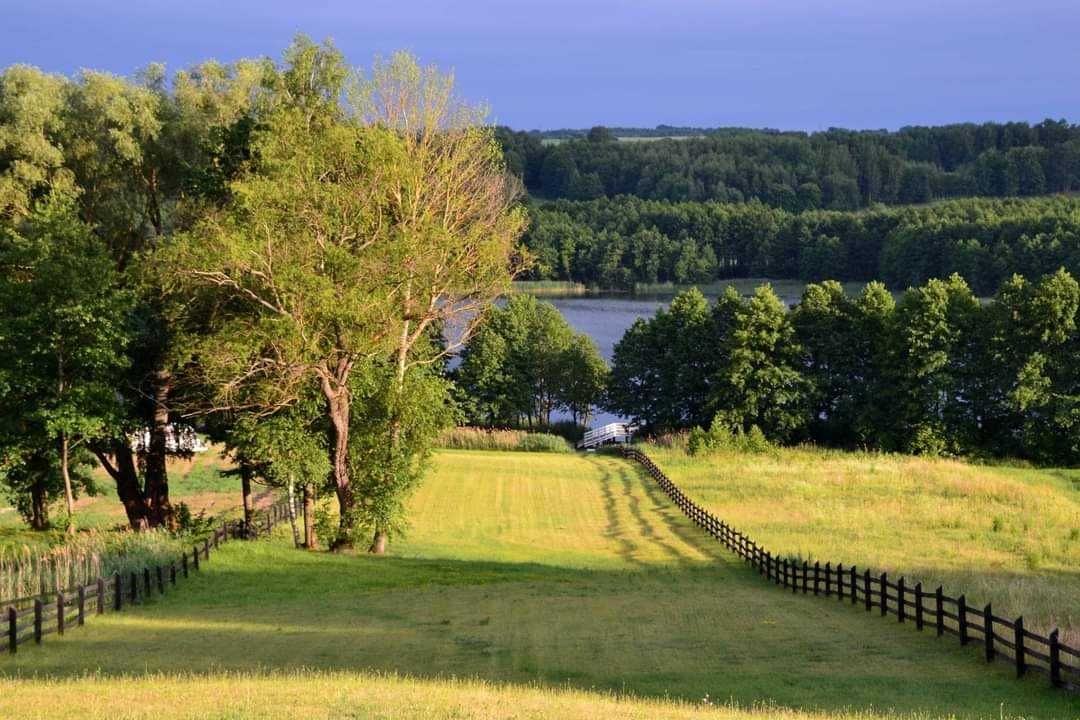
[3, 0, 1079, 131]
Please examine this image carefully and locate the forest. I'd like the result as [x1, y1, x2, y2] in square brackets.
[520, 194, 1080, 294]
[498, 120, 1080, 206]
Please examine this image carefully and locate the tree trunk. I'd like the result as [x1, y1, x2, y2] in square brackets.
[303, 483, 317, 549]
[368, 530, 387, 554]
[92, 441, 150, 530]
[286, 481, 301, 549]
[144, 368, 175, 530]
[240, 459, 255, 532]
[29, 479, 48, 530]
[59, 433, 75, 532]
[322, 373, 353, 550]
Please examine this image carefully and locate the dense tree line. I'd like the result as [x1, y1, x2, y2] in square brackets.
[606, 271, 1080, 465]
[0, 40, 524, 551]
[521, 195, 1080, 295]
[454, 296, 607, 428]
[498, 120, 1080, 208]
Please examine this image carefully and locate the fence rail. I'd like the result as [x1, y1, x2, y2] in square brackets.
[2, 495, 293, 655]
[621, 447, 1079, 693]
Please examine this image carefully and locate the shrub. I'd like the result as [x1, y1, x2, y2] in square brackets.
[686, 415, 774, 456]
[517, 433, 574, 453]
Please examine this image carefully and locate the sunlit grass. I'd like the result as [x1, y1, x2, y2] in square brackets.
[644, 442, 1080, 644]
[3, 450, 1076, 719]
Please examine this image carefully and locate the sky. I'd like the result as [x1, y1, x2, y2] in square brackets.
[3, 0, 1079, 131]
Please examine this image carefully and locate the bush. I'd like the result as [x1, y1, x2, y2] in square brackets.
[687, 416, 773, 456]
[517, 433, 574, 453]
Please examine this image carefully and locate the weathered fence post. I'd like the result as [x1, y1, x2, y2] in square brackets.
[97, 577, 105, 615]
[156, 565, 165, 595]
[935, 586, 944, 636]
[864, 570, 872, 612]
[1049, 629, 1062, 688]
[880, 573, 888, 616]
[77, 585, 85, 626]
[33, 599, 42, 644]
[958, 595, 969, 645]
[813, 561, 820, 595]
[114, 572, 122, 611]
[984, 604, 994, 661]
[56, 592, 64, 635]
[1014, 616, 1025, 677]
[182, 552, 189, 578]
[143, 568, 151, 598]
[824, 562, 832, 596]
[914, 583, 923, 630]
[850, 566, 858, 606]
[8, 605, 16, 654]
[897, 578, 905, 623]
[203, 539, 210, 560]
[193, 545, 200, 571]
[128, 571, 137, 605]
[802, 561, 809, 594]
[837, 563, 844, 601]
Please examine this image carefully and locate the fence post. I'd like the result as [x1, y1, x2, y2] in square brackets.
[33, 599, 42, 644]
[958, 595, 969, 645]
[193, 545, 200, 571]
[824, 562, 831, 596]
[97, 577, 105, 615]
[914, 583, 923, 630]
[802, 561, 809, 594]
[1014, 616, 1026, 677]
[129, 572, 138, 605]
[781, 559, 788, 588]
[984, 604, 994, 662]
[850, 566, 857, 606]
[864, 570, 872, 612]
[77, 585, 85, 626]
[56, 592, 64, 635]
[897, 578, 905, 623]
[8, 606, 16, 654]
[935, 586, 944, 636]
[114, 572, 122, 611]
[143, 568, 151, 598]
[182, 552, 189, 578]
[880, 573, 888, 616]
[1049, 629, 1062, 688]
[170, 561, 177, 586]
[836, 563, 844, 601]
[813, 562, 820, 595]
[203, 539, 210, 560]
[156, 565, 165, 595]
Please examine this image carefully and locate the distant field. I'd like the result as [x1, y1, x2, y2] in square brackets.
[645, 442, 1080, 645]
[0, 447, 242, 553]
[2, 450, 1075, 719]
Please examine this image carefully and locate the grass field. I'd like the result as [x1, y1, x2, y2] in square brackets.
[644, 443, 1080, 646]
[0, 447, 245, 553]
[2, 450, 1077, 719]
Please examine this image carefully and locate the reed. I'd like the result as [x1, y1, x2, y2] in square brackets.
[437, 427, 573, 452]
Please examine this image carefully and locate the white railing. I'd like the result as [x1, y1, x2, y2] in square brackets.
[577, 422, 635, 449]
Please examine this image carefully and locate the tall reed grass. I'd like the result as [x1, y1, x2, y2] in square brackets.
[437, 427, 574, 453]
[0, 530, 188, 603]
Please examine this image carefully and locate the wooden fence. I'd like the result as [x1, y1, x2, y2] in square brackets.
[622, 447, 1079, 693]
[1, 495, 293, 655]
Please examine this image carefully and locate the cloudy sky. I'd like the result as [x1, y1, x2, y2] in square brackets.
[4, 0, 1078, 130]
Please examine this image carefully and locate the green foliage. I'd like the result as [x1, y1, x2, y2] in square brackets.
[520, 194, 1080, 295]
[687, 416, 772, 456]
[455, 295, 607, 427]
[607, 270, 1080, 464]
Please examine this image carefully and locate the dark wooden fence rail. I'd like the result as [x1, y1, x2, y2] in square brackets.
[1, 495, 293, 655]
[621, 447, 1079, 693]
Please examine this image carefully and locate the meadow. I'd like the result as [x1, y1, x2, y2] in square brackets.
[644, 442, 1080, 646]
[0, 448, 247, 555]
[2, 450, 1077, 719]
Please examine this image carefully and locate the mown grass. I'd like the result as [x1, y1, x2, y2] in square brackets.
[3, 450, 1077, 719]
[644, 443, 1080, 645]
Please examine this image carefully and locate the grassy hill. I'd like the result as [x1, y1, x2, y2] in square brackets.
[644, 442, 1080, 646]
[2, 449, 1076, 719]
